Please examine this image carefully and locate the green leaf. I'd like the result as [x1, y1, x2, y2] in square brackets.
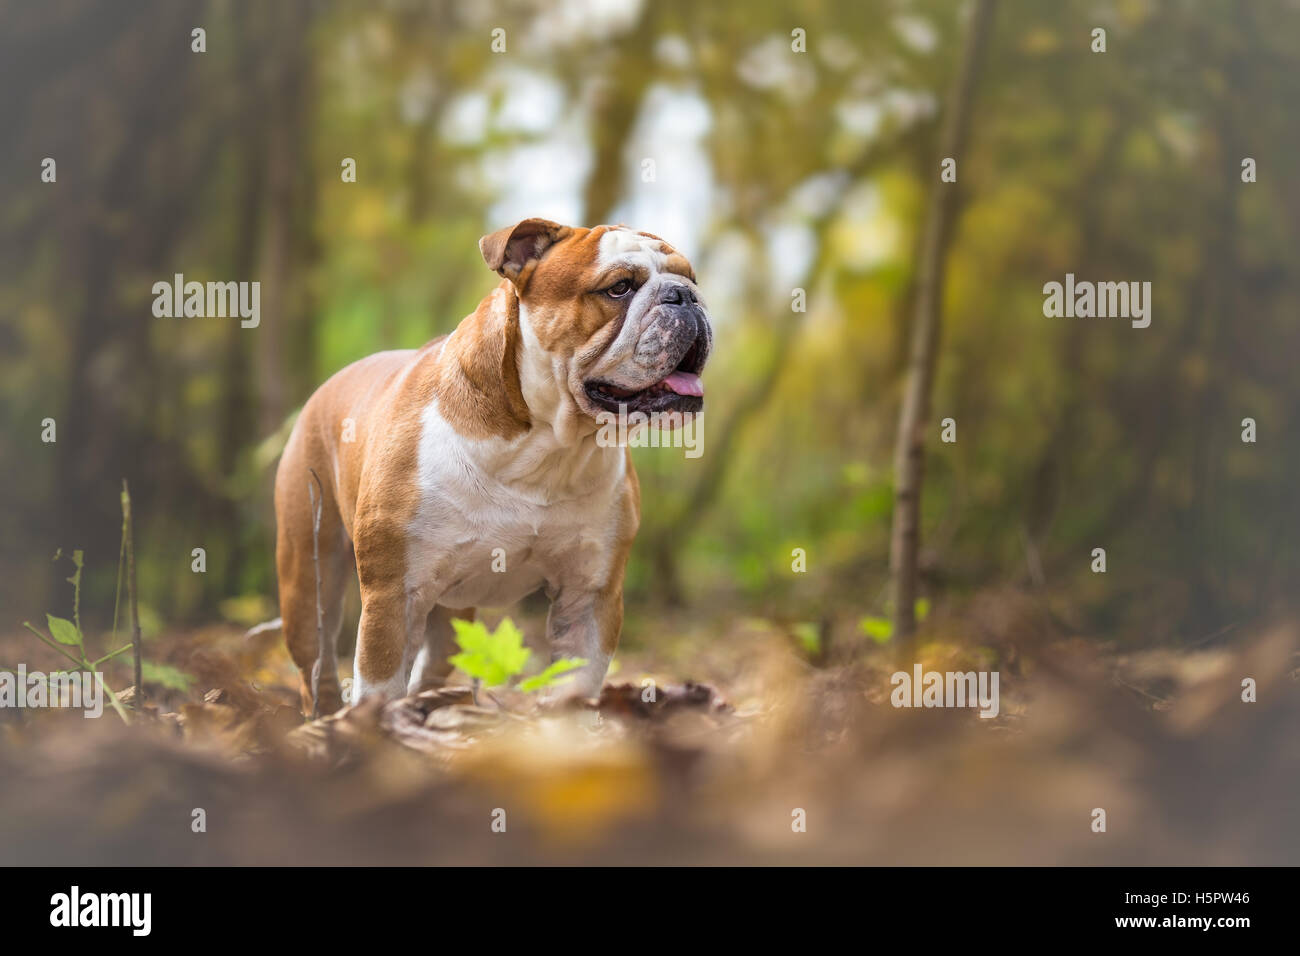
[141, 660, 194, 692]
[858, 616, 893, 644]
[915, 598, 931, 622]
[449, 617, 488, 651]
[447, 617, 532, 688]
[519, 657, 588, 693]
[46, 614, 82, 647]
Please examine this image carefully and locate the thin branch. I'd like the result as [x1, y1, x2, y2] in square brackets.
[889, 0, 998, 658]
[121, 480, 143, 710]
[21, 622, 86, 668]
[90, 644, 134, 668]
[113, 495, 127, 635]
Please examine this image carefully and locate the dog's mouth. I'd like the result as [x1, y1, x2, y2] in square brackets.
[584, 338, 705, 416]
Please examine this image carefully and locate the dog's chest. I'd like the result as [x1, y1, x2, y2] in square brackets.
[405, 408, 623, 607]
[412, 494, 590, 607]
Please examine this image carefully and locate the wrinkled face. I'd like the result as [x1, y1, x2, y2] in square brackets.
[488, 221, 712, 424]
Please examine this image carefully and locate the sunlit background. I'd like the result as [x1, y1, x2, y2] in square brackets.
[2, 0, 1299, 697]
[3, 0, 1300, 867]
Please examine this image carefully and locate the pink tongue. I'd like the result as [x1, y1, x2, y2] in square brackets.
[662, 371, 704, 397]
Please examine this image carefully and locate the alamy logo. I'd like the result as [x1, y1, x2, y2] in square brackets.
[1043, 273, 1151, 328]
[595, 408, 703, 459]
[152, 273, 260, 328]
[0, 666, 104, 718]
[890, 664, 1000, 718]
[49, 886, 151, 936]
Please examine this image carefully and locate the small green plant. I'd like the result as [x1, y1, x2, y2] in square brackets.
[858, 598, 931, 645]
[21, 549, 132, 722]
[518, 659, 588, 692]
[448, 617, 586, 694]
[19, 545, 195, 721]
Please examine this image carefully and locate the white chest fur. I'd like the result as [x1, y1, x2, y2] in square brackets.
[405, 401, 626, 609]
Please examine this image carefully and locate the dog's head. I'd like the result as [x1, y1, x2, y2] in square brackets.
[478, 218, 711, 435]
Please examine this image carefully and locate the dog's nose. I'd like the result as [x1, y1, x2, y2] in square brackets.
[660, 283, 696, 306]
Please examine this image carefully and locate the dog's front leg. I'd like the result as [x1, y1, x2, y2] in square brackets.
[545, 583, 622, 700]
[353, 582, 429, 704]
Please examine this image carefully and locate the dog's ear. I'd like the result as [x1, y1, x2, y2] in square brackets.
[478, 218, 571, 285]
[436, 283, 531, 440]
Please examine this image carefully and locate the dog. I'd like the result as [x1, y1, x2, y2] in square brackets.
[273, 219, 712, 714]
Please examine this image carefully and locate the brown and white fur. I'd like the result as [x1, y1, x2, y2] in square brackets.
[273, 219, 712, 714]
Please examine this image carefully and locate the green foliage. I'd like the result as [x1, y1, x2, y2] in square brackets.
[46, 613, 81, 646]
[3, 0, 1297, 646]
[859, 616, 893, 644]
[518, 658, 588, 693]
[858, 599, 931, 644]
[22, 544, 196, 711]
[21, 550, 132, 722]
[141, 660, 195, 692]
[793, 621, 822, 655]
[448, 617, 531, 687]
[448, 617, 587, 693]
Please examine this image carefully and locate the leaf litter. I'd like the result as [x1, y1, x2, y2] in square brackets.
[0, 607, 1297, 864]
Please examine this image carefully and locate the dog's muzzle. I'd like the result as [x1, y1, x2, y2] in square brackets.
[585, 279, 711, 416]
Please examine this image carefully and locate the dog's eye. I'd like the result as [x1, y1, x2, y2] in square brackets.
[605, 279, 634, 299]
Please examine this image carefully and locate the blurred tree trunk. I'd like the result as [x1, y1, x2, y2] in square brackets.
[584, 75, 642, 224]
[255, 0, 313, 440]
[1186, 51, 1245, 633]
[889, 0, 996, 654]
[48, 3, 207, 615]
[580, 3, 658, 224]
[216, 2, 270, 597]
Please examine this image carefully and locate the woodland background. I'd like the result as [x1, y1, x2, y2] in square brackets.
[2, 0, 1299, 868]
[3, 0, 1299, 673]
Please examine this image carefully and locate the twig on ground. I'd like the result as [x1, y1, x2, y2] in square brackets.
[122, 480, 143, 711]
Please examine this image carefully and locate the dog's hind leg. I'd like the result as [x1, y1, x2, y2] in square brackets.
[409, 605, 474, 694]
[275, 457, 351, 716]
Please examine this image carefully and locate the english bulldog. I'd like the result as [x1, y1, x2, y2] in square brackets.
[273, 219, 711, 714]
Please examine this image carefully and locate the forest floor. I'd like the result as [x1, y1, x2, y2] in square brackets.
[1, 595, 1297, 865]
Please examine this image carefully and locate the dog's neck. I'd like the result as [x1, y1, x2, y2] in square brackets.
[430, 283, 621, 501]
